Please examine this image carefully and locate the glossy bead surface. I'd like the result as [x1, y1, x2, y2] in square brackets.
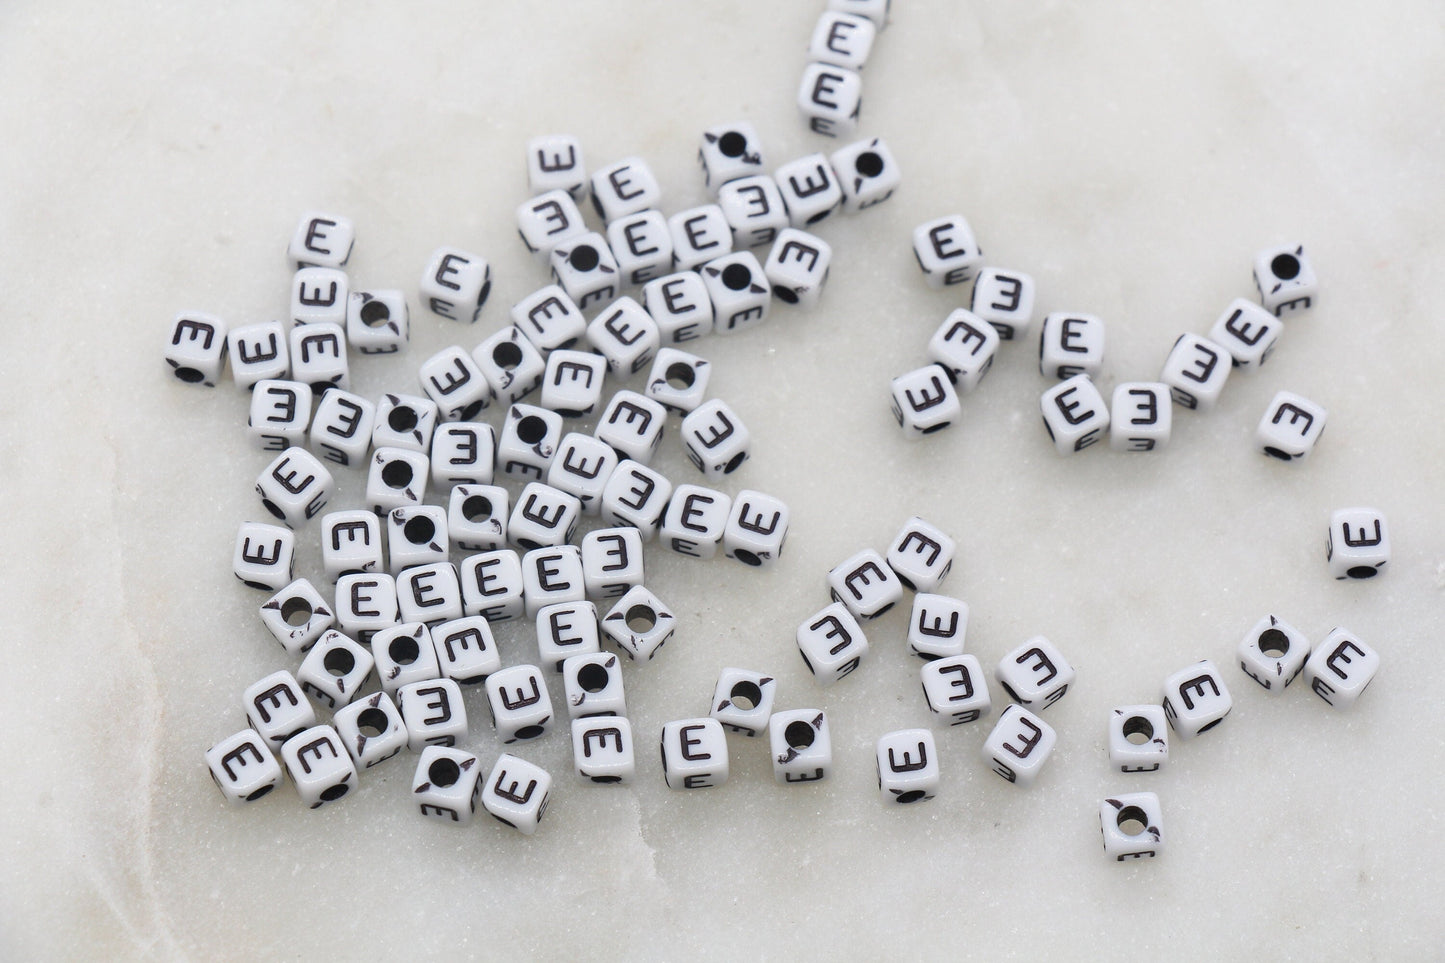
[722, 490, 788, 566]
[546, 432, 619, 515]
[644, 347, 711, 414]
[1237, 615, 1310, 695]
[660, 484, 731, 559]
[526, 134, 587, 201]
[288, 212, 354, 269]
[345, 289, 408, 356]
[606, 209, 674, 286]
[912, 215, 982, 289]
[1109, 382, 1171, 452]
[682, 398, 750, 478]
[511, 285, 587, 356]
[333, 573, 399, 643]
[890, 365, 960, 438]
[769, 709, 832, 785]
[1256, 390, 1327, 462]
[600, 461, 672, 539]
[256, 447, 334, 527]
[247, 380, 312, 451]
[372, 393, 438, 454]
[701, 251, 771, 335]
[596, 389, 668, 464]
[244, 670, 317, 751]
[1108, 705, 1169, 773]
[775, 153, 843, 227]
[831, 136, 900, 213]
[927, 308, 998, 391]
[1039, 312, 1105, 379]
[562, 652, 627, 719]
[280, 725, 357, 809]
[521, 545, 586, 619]
[482, 753, 552, 834]
[798, 62, 862, 138]
[291, 268, 349, 328]
[333, 692, 409, 770]
[431, 616, 502, 685]
[1101, 792, 1164, 861]
[485, 663, 555, 743]
[601, 585, 676, 661]
[429, 422, 495, 489]
[587, 296, 659, 377]
[572, 716, 636, 784]
[661, 718, 729, 790]
[396, 562, 464, 627]
[668, 205, 734, 272]
[580, 527, 645, 599]
[227, 320, 289, 389]
[419, 346, 491, 422]
[1160, 334, 1230, 410]
[1208, 298, 1282, 370]
[1161, 660, 1232, 740]
[509, 482, 581, 549]
[1304, 627, 1380, 708]
[412, 746, 483, 825]
[717, 175, 790, 250]
[536, 600, 601, 672]
[796, 602, 868, 685]
[808, 11, 876, 71]
[971, 267, 1036, 341]
[876, 729, 939, 805]
[459, 550, 525, 623]
[206, 729, 283, 805]
[517, 189, 587, 260]
[540, 349, 608, 418]
[496, 403, 564, 483]
[996, 636, 1075, 710]
[921, 654, 991, 726]
[908, 594, 968, 660]
[309, 389, 375, 468]
[1327, 507, 1390, 580]
[473, 325, 545, 405]
[709, 668, 777, 737]
[420, 247, 491, 323]
[371, 622, 442, 697]
[1040, 374, 1109, 455]
[982, 704, 1057, 786]
[763, 228, 832, 308]
[589, 156, 662, 223]
[398, 678, 468, 750]
[698, 122, 767, 191]
[288, 322, 348, 392]
[259, 577, 334, 655]
[1253, 243, 1317, 316]
[828, 549, 903, 620]
[886, 516, 956, 593]
[234, 521, 294, 591]
[387, 505, 448, 574]
[365, 446, 429, 515]
[296, 629, 375, 711]
[447, 484, 509, 553]
[642, 271, 715, 344]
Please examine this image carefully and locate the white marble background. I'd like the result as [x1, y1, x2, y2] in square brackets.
[2, 1, 1443, 958]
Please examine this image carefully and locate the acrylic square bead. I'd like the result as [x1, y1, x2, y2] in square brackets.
[227, 321, 289, 389]
[876, 729, 938, 804]
[1108, 705, 1169, 773]
[547, 433, 619, 515]
[1161, 660, 1232, 739]
[709, 668, 777, 736]
[682, 399, 750, 478]
[396, 562, 463, 626]
[596, 389, 668, 464]
[775, 154, 843, 227]
[699, 123, 767, 191]
[580, 527, 645, 599]
[828, 549, 903, 620]
[798, 62, 862, 138]
[431, 423, 495, 489]
[769, 709, 832, 784]
[1237, 615, 1310, 694]
[256, 447, 334, 526]
[320, 510, 383, 579]
[1101, 792, 1163, 861]
[291, 268, 349, 327]
[206, 729, 283, 805]
[309, 389, 375, 468]
[600, 461, 672, 539]
[607, 209, 674, 286]
[511, 286, 587, 357]
[796, 602, 868, 685]
[723, 490, 788, 566]
[459, 550, 525, 622]
[971, 267, 1036, 341]
[365, 447, 429, 515]
[668, 205, 734, 272]
[982, 704, 1057, 786]
[482, 753, 552, 834]
[831, 137, 900, 213]
[296, 629, 374, 711]
[764, 229, 832, 308]
[717, 176, 790, 249]
[644, 347, 711, 414]
[589, 156, 662, 223]
[660, 484, 732, 559]
[398, 678, 468, 750]
[526, 134, 587, 201]
[247, 380, 312, 451]
[333, 691, 409, 769]
[517, 189, 588, 260]
[588, 297, 660, 376]
[485, 664, 554, 743]
[642, 271, 714, 344]
[412, 746, 483, 825]
[345, 289, 408, 355]
[334, 572, 399, 643]
[288, 322, 349, 392]
[927, 308, 999, 390]
[908, 594, 968, 660]
[1304, 627, 1380, 708]
[563, 652, 627, 719]
[432, 616, 502, 684]
[473, 325, 545, 405]
[372, 393, 438, 454]
[601, 586, 676, 661]
[509, 483, 581, 549]
[572, 717, 635, 784]
[536, 600, 601, 672]
[244, 670, 317, 751]
[521, 545, 585, 618]
[1109, 382, 1171, 452]
[234, 521, 294, 591]
[540, 350, 608, 418]
[419, 346, 493, 422]
[289, 212, 353, 269]
[661, 718, 729, 790]
[912, 215, 983, 289]
[1256, 390, 1327, 462]
[890, 366, 960, 438]
[809, 11, 876, 71]
[280, 725, 357, 809]
[1039, 313, 1105, 379]
[420, 247, 491, 323]
[921, 654, 991, 726]
[886, 516, 956, 592]
[447, 484, 507, 553]
[1328, 507, 1390, 580]
[497, 403, 563, 483]
[701, 252, 770, 335]
[1041, 374, 1110, 455]
[1253, 243, 1317, 316]
[1208, 298, 1282, 370]
[1160, 334, 1230, 410]
[996, 636, 1075, 710]
[259, 577, 334, 655]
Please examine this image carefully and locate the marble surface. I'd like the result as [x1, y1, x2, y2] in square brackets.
[3, 1, 1444, 958]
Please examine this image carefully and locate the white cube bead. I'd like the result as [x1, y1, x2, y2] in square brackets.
[248, 381, 312, 452]
[909, 594, 968, 660]
[668, 205, 734, 272]
[296, 629, 374, 711]
[366, 446, 429, 515]
[412, 746, 483, 826]
[996, 636, 1075, 710]
[928, 308, 999, 391]
[1039, 312, 1105, 379]
[372, 393, 438, 454]
[511, 285, 587, 357]
[1237, 615, 1310, 694]
[432, 616, 502, 685]
[291, 268, 349, 327]
[259, 577, 334, 655]
[521, 545, 585, 618]
[509, 483, 581, 549]
[798, 62, 862, 138]
[280, 725, 357, 809]
[828, 0, 889, 29]
[345, 289, 408, 356]
[1109, 382, 1172, 452]
[764, 228, 832, 308]
[890, 364, 962, 439]
[540, 350, 608, 418]
[644, 347, 711, 415]
[473, 325, 545, 406]
[1256, 390, 1327, 462]
[1160, 333, 1230, 410]
[709, 668, 777, 737]
[396, 562, 463, 627]
[1108, 705, 1169, 773]
[775, 154, 844, 227]
[661, 718, 729, 790]
[572, 716, 636, 784]
[660, 484, 732, 559]
[1208, 298, 1282, 371]
[769, 709, 832, 784]
[420, 247, 491, 323]
[430, 421, 495, 486]
[482, 753, 552, 834]
[371, 622, 441, 697]
[912, 215, 982, 289]
[642, 271, 715, 344]
[546, 433, 619, 515]
[702, 251, 770, 335]
[1040, 374, 1110, 455]
[1304, 627, 1380, 708]
[447, 484, 508, 553]
[581, 527, 645, 599]
[563, 652, 627, 719]
[601, 586, 677, 661]
[828, 549, 903, 620]
[589, 156, 661, 223]
[876, 729, 939, 804]
[167, 311, 228, 386]
[796, 602, 868, 685]
[288, 321, 349, 392]
[1101, 792, 1163, 861]
[886, 515, 956, 592]
[517, 189, 587, 260]
[596, 389, 668, 464]
[206, 729, 283, 805]
[718, 175, 790, 249]
[682, 398, 750, 478]
[496, 403, 564, 483]
[982, 704, 1057, 786]
[526, 134, 587, 201]
[244, 670, 316, 751]
[333, 691, 408, 770]
[606, 209, 674, 287]
[601, 461, 672, 539]
[921, 654, 991, 726]
[256, 447, 334, 527]
[1253, 243, 1318, 316]
[536, 600, 601, 672]
[972, 267, 1036, 341]
[387, 505, 448, 574]
[1328, 507, 1390, 580]
[809, 11, 876, 70]
[334, 572, 399, 643]
[486, 663, 555, 743]
[320, 510, 383, 580]
[289, 212, 354, 269]
[459, 549, 525, 622]
[699, 122, 767, 191]
[550, 233, 622, 312]
[309, 389, 375, 468]
[228, 320, 289, 389]
[398, 678, 468, 750]
[588, 296, 660, 377]
[831, 137, 901, 213]
[1161, 660, 1232, 740]
[723, 490, 789, 566]
[234, 521, 294, 591]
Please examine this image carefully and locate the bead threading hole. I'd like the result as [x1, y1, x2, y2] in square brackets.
[729, 680, 762, 711]
[516, 415, 548, 444]
[428, 758, 461, 788]
[381, 460, 413, 489]
[721, 263, 752, 290]
[280, 597, 313, 627]
[784, 721, 815, 751]
[568, 245, 600, 272]
[854, 151, 884, 178]
[717, 131, 747, 157]
[1258, 628, 1290, 658]
[1271, 253, 1300, 280]
[359, 299, 391, 327]
[462, 495, 493, 522]
[665, 363, 696, 389]
[356, 707, 389, 738]
[576, 662, 610, 693]
[389, 636, 420, 665]
[319, 784, 349, 802]
[403, 515, 435, 545]
[1123, 716, 1154, 745]
[387, 406, 418, 432]
[492, 341, 523, 370]
[626, 604, 656, 633]
[323, 648, 356, 677]
[1117, 806, 1149, 836]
